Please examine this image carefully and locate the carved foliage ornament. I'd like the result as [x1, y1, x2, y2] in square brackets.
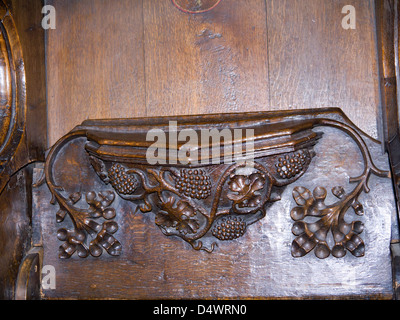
[44, 109, 389, 259]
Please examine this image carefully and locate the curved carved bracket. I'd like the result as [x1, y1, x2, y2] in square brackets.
[44, 108, 389, 259]
[0, 2, 28, 193]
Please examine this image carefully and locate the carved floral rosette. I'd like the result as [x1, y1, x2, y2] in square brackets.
[45, 109, 389, 259]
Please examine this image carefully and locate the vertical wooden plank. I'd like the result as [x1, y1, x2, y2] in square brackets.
[46, 0, 145, 147]
[0, 167, 32, 299]
[7, 0, 47, 160]
[143, 0, 270, 116]
[267, 0, 380, 139]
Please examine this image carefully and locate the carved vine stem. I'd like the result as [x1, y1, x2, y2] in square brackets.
[124, 162, 272, 247]
[314, 119, 388, 186]
[189, 162, 272, 250]
[45, 131, 122, 258]
[45, 112, 390, 259]
[290, 119, 390, 259]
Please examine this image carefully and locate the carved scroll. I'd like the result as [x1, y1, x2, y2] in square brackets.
[0, 2, 27, 193]
[44, 108, 389, 259]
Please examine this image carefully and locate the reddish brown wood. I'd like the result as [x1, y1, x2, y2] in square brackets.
[267, 0, 380, 140]
[0, 167, 32, 299]
[0, 0, 396, 301]
[36, 107, 395, 299]
[46, 0, 146, 147]
[172, 0, 222, 13]
[0, 0, 46, 300]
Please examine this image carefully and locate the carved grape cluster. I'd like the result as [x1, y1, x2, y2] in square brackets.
[276, 150, 310, 179]
[174, 169, 212, 199]
[108, 163, 137, 195]
[211, 216, 246, 241]
[290, 186, 365, 259]
[56, 191, 121, 259]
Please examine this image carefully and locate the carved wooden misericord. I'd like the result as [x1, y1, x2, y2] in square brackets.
[44, 108, 389, 260]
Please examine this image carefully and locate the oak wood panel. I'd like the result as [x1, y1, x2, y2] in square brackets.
[37, 126, 394, 299]
[0, 167, 32, 299]
[0, 0, 46, 299]
[41, 0, 393, 300]
[7, 0, 47, 159]
[267, 0, 380, 139]
[46, 0, 146, 147]
[46, 0, 382, 145]
[143, 0, 270, 117]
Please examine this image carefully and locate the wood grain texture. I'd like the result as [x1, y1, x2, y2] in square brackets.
[0, 167, 32, 300]
[47, 0, 271, 146]
[267, 0, 380, 139]
[37, 124, 395, 299]
[0, 0, 47, 196]
[143, 0, 270, 116]
[41, 0, 393, 300]
[7, 0, 47, 160]
[46, 0, 146, 147]
[0, 0, 45, 299]
[46, 0, 381, 145]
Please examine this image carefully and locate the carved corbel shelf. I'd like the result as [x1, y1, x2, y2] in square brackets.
[44, 108, 389, 260]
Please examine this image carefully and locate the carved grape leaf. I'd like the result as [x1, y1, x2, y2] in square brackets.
[155, 197, 200, 235]
[227, 173, 265, 209]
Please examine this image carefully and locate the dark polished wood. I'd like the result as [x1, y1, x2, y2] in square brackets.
[15, 247, 42, 300]
[0, 0, 46, 192]
[375, 0, 400, 299]
[1, 0, 400, 300]
[34, 107, 394, 299]
[0, 167, 33, 299]
[0, 1, 27, 193]
[0, 0, 46, 300]
[172, 0, 222, 13]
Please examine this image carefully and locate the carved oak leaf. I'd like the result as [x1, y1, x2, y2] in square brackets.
[227, 173, 265, 208]
[155, 197, 200, 235]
